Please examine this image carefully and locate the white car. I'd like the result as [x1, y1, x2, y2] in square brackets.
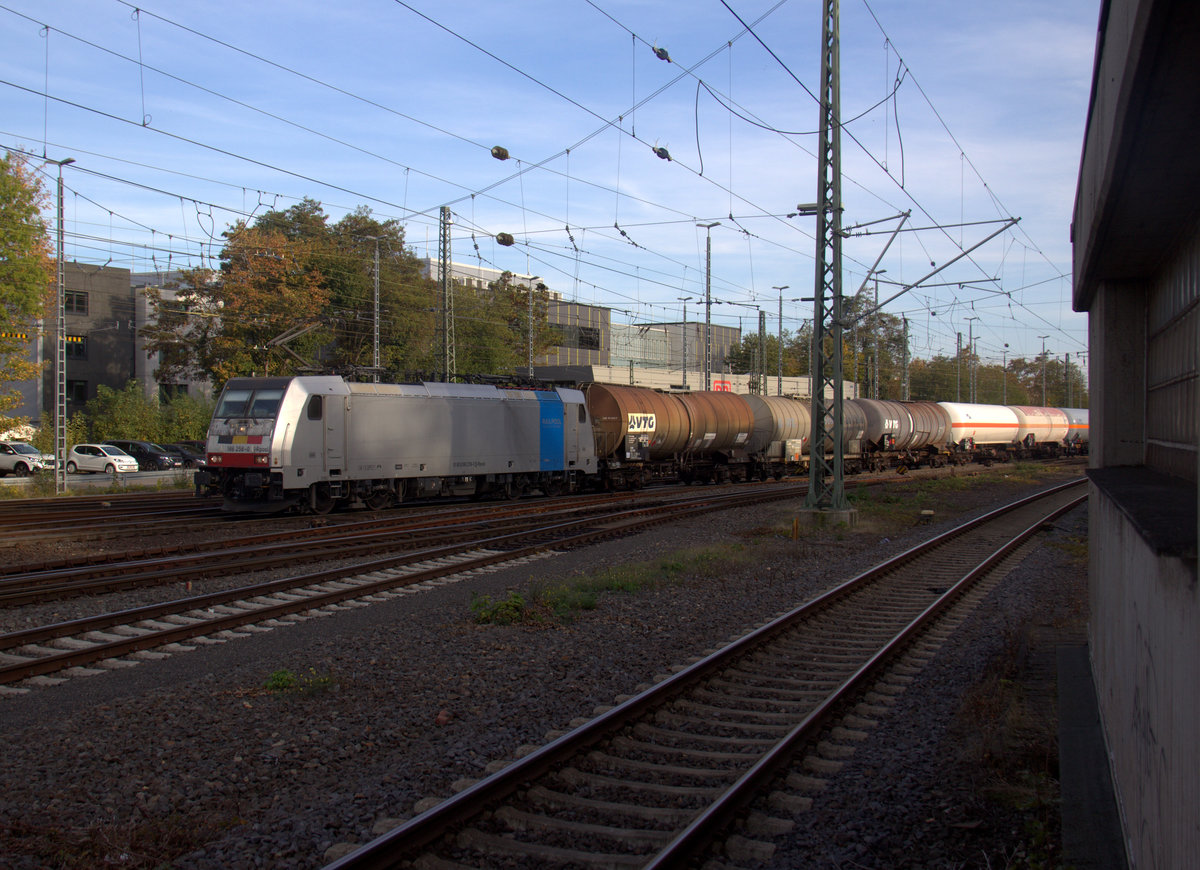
[66, 443, 140, 474]
[0, 441, 55, 477]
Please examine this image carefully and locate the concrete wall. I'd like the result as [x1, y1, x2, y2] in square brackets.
[1089, 490, 1198, 869]
[1073, 1, 1200, 866]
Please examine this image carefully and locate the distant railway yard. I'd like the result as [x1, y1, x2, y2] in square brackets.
[0, 461, 1089, 869]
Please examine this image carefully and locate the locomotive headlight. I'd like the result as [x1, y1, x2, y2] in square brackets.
[208, 454, 221, 464]
[254, 454, 270, 465]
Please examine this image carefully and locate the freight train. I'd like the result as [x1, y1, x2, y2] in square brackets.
[194, 375, 1088, 514]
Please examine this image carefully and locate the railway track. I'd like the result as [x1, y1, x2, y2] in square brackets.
[0, 484, 809, 691]
[320, 478, 1086, 870]
[0, 485, 798, 603]
[0, 490, 224, 545]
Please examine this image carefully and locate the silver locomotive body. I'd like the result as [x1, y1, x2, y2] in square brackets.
[199, 376, 597, 513]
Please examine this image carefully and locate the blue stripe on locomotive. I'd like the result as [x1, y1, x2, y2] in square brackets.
[536, 390, 565, 470]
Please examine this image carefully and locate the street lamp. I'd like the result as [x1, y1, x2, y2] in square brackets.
[772, 285, 789, 395]
[697, 222, 720, 389]
[47, 156, 75, 495]
[677, 296, 693, 389]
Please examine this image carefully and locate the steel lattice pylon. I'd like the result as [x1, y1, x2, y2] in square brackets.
[439, 206, 454, 382]
[805, 0, 847, 510]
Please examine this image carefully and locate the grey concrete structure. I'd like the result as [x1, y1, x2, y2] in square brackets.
[1072, 1, 1200, 866]
[130, 271, 214, 403]
[22, 262, 137, 419]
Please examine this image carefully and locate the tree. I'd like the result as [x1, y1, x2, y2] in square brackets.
[452, 273, 555, 378]
[0, 151, 54, 431]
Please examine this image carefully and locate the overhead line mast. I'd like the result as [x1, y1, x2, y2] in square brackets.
[805, 0, 848, 512]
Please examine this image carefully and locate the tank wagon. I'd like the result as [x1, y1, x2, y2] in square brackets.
[197, 375, 1088, 513]
[585, 383, 755, 485]
[196, 376, 597, 513]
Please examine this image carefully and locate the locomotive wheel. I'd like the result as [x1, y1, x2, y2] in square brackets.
[311, 484, 334, 514]
[365, 490, 391, 510]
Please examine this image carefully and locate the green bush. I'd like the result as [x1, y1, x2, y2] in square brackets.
[470, 591, 526, 625]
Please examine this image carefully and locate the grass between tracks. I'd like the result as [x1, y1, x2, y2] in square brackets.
[470, 542, 755, 625]
[470, 462, 1082, 626]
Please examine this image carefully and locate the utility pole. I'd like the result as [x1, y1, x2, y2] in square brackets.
[956, 332, 962, 402]
[49, 156, 74, 494]
[965, 316, 978, 403]
[1065, 352, 1071, 406]
[698, 222, 719, 390]
[439, 206, 454, 382]
[804, 0, 849, 513]
[372, 238, 380, 383]
[527, 276, 541, 378]
[757, 309, 767, 395]
[773, 285, 789, 395]
[872, 274, 880, 399]
[1039, 335, 1050, 405]
[901, 316, 910, 400]
[1002, 343, 1009, 404]
[677, 296, 691, 389]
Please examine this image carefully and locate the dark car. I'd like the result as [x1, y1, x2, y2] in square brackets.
[163, 442, 207, 468]
[102, 439, 179, 471]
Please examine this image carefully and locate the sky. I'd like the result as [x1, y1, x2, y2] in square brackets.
[2, 0, 1100, 366]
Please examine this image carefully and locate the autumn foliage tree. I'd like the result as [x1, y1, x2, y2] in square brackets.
[0, 150, 54, 431]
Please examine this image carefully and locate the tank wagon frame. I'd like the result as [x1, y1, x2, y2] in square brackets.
[196, 376, 1088, 514]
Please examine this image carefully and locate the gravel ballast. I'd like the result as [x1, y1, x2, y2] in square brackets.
[0, 465, 1090, 868]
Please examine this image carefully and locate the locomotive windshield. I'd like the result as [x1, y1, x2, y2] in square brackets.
[216, 387, 284, 419]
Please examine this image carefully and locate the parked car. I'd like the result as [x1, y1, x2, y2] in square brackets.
[0, 441, 55, 477]
[66, 444, 140, 474]
[162, 442, 206, 468]
[102, 439, 179, 471]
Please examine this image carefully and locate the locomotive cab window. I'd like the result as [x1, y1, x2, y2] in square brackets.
[577, 404, 586, 423]
[216, 389, 252, 418]
[306, 395, 323, 420]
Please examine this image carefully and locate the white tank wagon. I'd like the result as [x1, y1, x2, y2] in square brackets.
[1009, 405, 1071, 446]
[1062, 408, 1090, 444]
[939, 402, 1022, 447]
[197, 376, 597, 513]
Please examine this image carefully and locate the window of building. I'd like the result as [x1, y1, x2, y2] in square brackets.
[66, 380, 87, 402]
[65, 335, 87, 360]
[548, 324, 602, 351]
[64, 291, 88, 314]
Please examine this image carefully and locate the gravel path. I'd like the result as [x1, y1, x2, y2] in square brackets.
[0, 465, 1088, 869]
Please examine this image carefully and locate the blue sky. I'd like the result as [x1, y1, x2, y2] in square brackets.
[2, 0, 1099, 366]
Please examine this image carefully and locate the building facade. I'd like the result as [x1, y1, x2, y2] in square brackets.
[1072, 1, 1199, 866]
